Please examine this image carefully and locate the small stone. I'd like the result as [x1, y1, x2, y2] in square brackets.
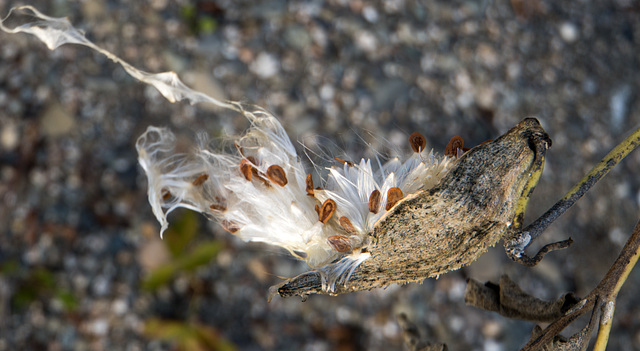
[0, 122, 18, 150]
[250, 52, 280, 79]
[362, 6, 379, 22]
[559, 22, 579, 43]
[40, 102, 75, 138]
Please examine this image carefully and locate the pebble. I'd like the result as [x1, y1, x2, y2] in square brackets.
[559, 22, 579, 43]
[250, 52, 280, 79]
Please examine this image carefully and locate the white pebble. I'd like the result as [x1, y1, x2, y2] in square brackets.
[559, 22, 579, 43]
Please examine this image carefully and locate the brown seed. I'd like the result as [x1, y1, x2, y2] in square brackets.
[328, 235, 352, 253]
[339, 216, 356, 233]
[240, 159, 252, 181]
[318, 199, 337, 223]
[192, 173, 209, 186]
[267, 165, 288, 187]
[445, 136, 465, 157]
[306, 173, 315, 196]
[210, 197, 227, 212]
[246, 156, 271, 187]
[210, 203, 226, 211]
[386, 187, 404, 211]
[334, 156, 354, 167]
[368, 190, 381, 214]
[409, 132, 427, 153]
[221, 219, 241, 234]
[161, 188, 171, 201]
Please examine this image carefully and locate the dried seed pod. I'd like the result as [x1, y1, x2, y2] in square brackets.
[192, 173, 209, 186]
[369, 190, 381, 214]
[306, 173, 315, 196]
[240, 159, 252, 181]
[339, 216, 356, 233]
[328, 235, 352, 253]
[409, 132, 427, 153]
[334, 156, 354, 166]
[386, 187, 404, 211]
[445, 136, 465, 157]
[318, 199, 337, 223]
[267, 165, 288, 187]
[274, 118, 553, 298]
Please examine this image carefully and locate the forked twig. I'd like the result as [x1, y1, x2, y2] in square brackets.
[520, 218, 640, 350]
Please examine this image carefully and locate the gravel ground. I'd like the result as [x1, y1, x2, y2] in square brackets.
[1, 0, 639, 350]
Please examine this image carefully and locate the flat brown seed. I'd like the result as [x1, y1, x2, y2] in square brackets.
[368, 190, 381, 214]
[192, 173, 209, 186]
[210, 203, 227, 212]
[267, 165, 288, 187]
[318, 199, 337, 223]
[210, 197, 227, 212]
[409, 132, 427, 153]
[334, 156, 354, 166]
[161, 188, 171, 201]
[339, 216, 356, 233]
[240, 159, 252, 181]
[385, 187, 404, 211]
[328, 235, 352, 253]
[445, 136, 465, 157]
[306, 173, 315, 196]
[221, 219, 240, 234]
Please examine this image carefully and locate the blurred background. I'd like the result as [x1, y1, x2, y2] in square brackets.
[0, 0, 639, 350]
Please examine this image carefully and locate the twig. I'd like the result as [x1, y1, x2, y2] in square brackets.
[520, 219, 640, 350]
[524, 127, 640, 243]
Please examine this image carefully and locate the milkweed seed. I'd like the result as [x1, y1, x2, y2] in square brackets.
[221, 219, 240, 234]
[240, 159, 252, 181]
[161, 188, 171, 201]
[409, 132, 427, 153]
[328, 235, 352, 253]
[246, 156, 271, 187]
[445, 136, 465, 157]
[267, 165, 288, 187]
[369, 190, 381, 214]
[210, 203, 227, 212]
[210, 197, 227, 212]
[339, 216, 356, 233]
[306, 173, 315, 196]
[386, 187, 404, 211]
[334, 156, 354, 166]
[192, 173, 209, 186]
[318, 199, 337, 223]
